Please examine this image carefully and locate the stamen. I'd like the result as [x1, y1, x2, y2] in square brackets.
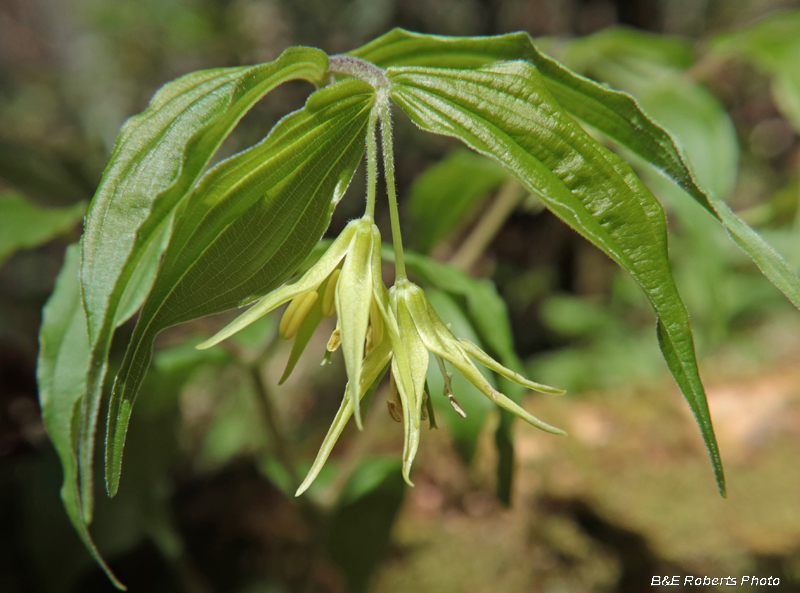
[321, 269, 340, 317]
[369, 298, 384, 346]
[435, 355, 467, 418]
[387, 373, 403, 422]
[279, 291, 318, 339]
[326, 327, 341, 352]
[448, 395, 467, 418]
[365, 325, 373, 354]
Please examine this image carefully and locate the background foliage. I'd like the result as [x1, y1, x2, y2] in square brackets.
[3, 0, 800, 592]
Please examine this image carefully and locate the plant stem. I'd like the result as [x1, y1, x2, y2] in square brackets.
[328, 55, 389, 89]
[364, 106, 379, 219]
[450, 179, 524, 271]
[378, 95, 407, 282]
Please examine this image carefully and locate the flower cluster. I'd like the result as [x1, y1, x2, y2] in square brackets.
[198, 58, 565, 495]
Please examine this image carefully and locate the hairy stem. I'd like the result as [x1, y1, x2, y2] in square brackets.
[328, 55, 389, 89]
[378, 94, 407, 282]
[364, 107, 379, 219]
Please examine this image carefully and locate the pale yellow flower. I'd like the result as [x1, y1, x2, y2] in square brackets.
[198, 215, 386, 428]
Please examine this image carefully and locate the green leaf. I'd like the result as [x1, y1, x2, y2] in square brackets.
[712, 10, 800, 131]
[390, 60, 726, 496]
[37, 244, 124, 589]
[559, 26, 695, 72]
[77, 47, 329, 517]
[351, 29, 717, 208]
[556, 29, 751, 342]
[105, 79, 375, 496]
[408, 149, 508, 253]
[326, 458, 405, 593]
[0, 192, 86, 263]
[353, 29, 800, 315]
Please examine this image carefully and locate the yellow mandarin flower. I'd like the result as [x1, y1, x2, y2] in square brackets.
[198, 215, 388, 428]
[294, 278, 565, 495]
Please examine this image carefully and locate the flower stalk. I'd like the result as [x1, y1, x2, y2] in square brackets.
[378, 93, 407, 282]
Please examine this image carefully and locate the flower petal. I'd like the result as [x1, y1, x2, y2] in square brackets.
[391, 358, 420, 486]
[336, 221, 376, 429]
[405, 283, 567, 436]
[393, 284, 430, 426]
[370, 242, 417, 429]
[197, 219, 360, 350]
[278, 274, 340, 384]
[458, 339, 564, 395]
[295, 336, 392, 497]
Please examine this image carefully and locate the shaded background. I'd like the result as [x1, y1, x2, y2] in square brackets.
[2, 0, 800, 591]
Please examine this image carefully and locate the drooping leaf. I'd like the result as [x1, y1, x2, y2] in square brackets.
[408, 149, 508, 253]
[555, 27, 745, 339]
[389, 61, 726, 495]
[105, 79, 375, 495]
[37, 244, 124, 589]
[0, 192, 86, 263]
[352, 28, 800, 314]
[77, 47, 329, 516]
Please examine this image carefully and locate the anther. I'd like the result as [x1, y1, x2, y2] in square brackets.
[327, 327, 341, 352]
[387, 374, 403, 422]
[279, 291, 318, 339]
[365, 326, 373, 354]
[321, 269, 340, 317]
[448, 394, 467, 418]
[369, 299, 384, 346]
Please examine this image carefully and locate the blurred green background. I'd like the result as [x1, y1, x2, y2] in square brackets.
[3, 0, 800, 591]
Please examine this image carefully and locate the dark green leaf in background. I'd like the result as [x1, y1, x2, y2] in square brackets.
[326, 459, 405, 593]
[712, 11, 800, 132]
[423, 289, 495, 461]
[105, 79, 375, 495]
[408, 149, 508, 253]
[0, 192, 86, 263]
[0, 138, 93, 207]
